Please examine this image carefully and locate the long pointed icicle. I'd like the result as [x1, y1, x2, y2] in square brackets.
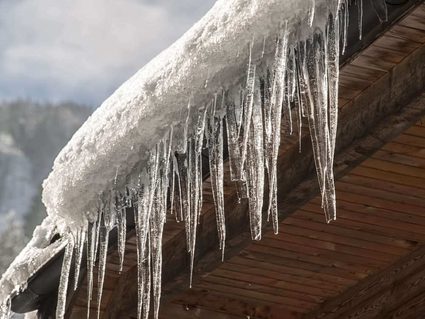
[116, 193, 127, 273]
[240, 42, 256, 178]
[208, 95, 226, 259]
[358, 0, 363, 40]
[267, 24, 289, 234]
[56, 234, 75, 319]
[246, 81, 265, 240]
[73, 228, 86, 291]
[96, 205, 112, 319]
[135, 146, 159, 319]
[226, 100, 243, 182]
[189, 107, 208, 287]
[86, 219, 99, 319]
[151, 134, 172, 319]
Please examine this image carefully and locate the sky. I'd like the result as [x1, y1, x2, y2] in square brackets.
[0, 0, 215, 106]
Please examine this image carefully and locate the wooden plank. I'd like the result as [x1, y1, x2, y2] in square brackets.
[200, 275, 324, 305]
[381, 142, 425, 159]
[350, 166, 425, 189]
[404, 124, 425, 137]
[336, 180, 425, 209]
[195, 280, 318, 310]
[215, 264, 341, 295]
[302, 204, 425, 245]
[225, 255, 356, 287]
[280, 218, 410, 255]
[246, 244, 375, 276]
[361, 157, 425, 179]
[340, 64, 386, 82]
[170, 289, 303, 319]
[159, 302, 242, 319]
[341, 174, 425, 199]
[395, 133, 425, 148]
[351, 55, 396, 72]
[263, 231, 396, 263]
[372, 34, 422, 55]
[335, 189, 425, 215]
[254, 237, 386, 269]
[388, 25, 425, 44]
[371, 149, 425, 169]
[362, 44, 407, 64]
[238, 249, 363, 281]
[304, 245, 425, 319]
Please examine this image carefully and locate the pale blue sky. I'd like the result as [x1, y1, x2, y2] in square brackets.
[0, 0, 215, 106]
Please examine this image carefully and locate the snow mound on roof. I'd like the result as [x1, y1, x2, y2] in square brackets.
[42, 0, 332, 225]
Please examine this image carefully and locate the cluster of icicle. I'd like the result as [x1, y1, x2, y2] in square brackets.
[0, 1, 391, 319]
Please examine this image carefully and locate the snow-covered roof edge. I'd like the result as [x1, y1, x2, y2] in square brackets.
[1, 0, 386, 318]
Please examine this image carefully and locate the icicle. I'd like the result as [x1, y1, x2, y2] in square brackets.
[96, 204, 112, 319]
[246, 79, 265, 240]
[150, 162, 167, 319]
[73, 228, 85, 291]
[261, 36, 266, 58]
[226, 100, 243, 182]
[327, 11, 340, 169]
[173, 155, 184, 222]
[56, 233, 75, 319]
[370, 0, 388, 22]
[308, 0, 315, 26]
[207, 95, 226, 260]
[116, 194, 127, 273]
[188, 107, 208, 287]
[135, 146, 159, 319]
[86, 218, 99, 319]
[240, 41, 256, 174]
[358, 0, 363, 40]
[266, 23, 289, 234]
[175, 151, 191, 252]
[303, 29, 336, 223]
[340, 1, 349, 55]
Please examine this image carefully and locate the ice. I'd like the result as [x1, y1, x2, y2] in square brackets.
[73, 228, 86, 291]
[86, 220, 98, 319]
[371, 0, 388, 22]
[358, 0, 363, 40]
[207, 94, 226, 259]
[56, 234, 74, 319]
[116, 194, 127, 273]
[246, 83, 265, 240]
[266, 25, 289, 234]
[0, 0, 372, 317]
[96, 205, 113, 319]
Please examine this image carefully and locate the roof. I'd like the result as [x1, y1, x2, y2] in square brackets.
[7, 1, 425, 318]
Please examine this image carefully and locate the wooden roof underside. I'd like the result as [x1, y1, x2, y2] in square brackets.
[67, 4, 425, 319]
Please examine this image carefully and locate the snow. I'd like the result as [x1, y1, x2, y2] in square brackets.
[42, 0, 334, 225]
[0, 217, 66, 318]
[0, 0, 390, 318]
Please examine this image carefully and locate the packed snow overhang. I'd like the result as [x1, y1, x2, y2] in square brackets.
[0, 0, 422, 318]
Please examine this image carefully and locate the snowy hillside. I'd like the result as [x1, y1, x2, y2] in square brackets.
[0, 101, 90, 272]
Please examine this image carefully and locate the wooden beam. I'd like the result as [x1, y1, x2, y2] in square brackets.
[303, 244, 425, 319]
